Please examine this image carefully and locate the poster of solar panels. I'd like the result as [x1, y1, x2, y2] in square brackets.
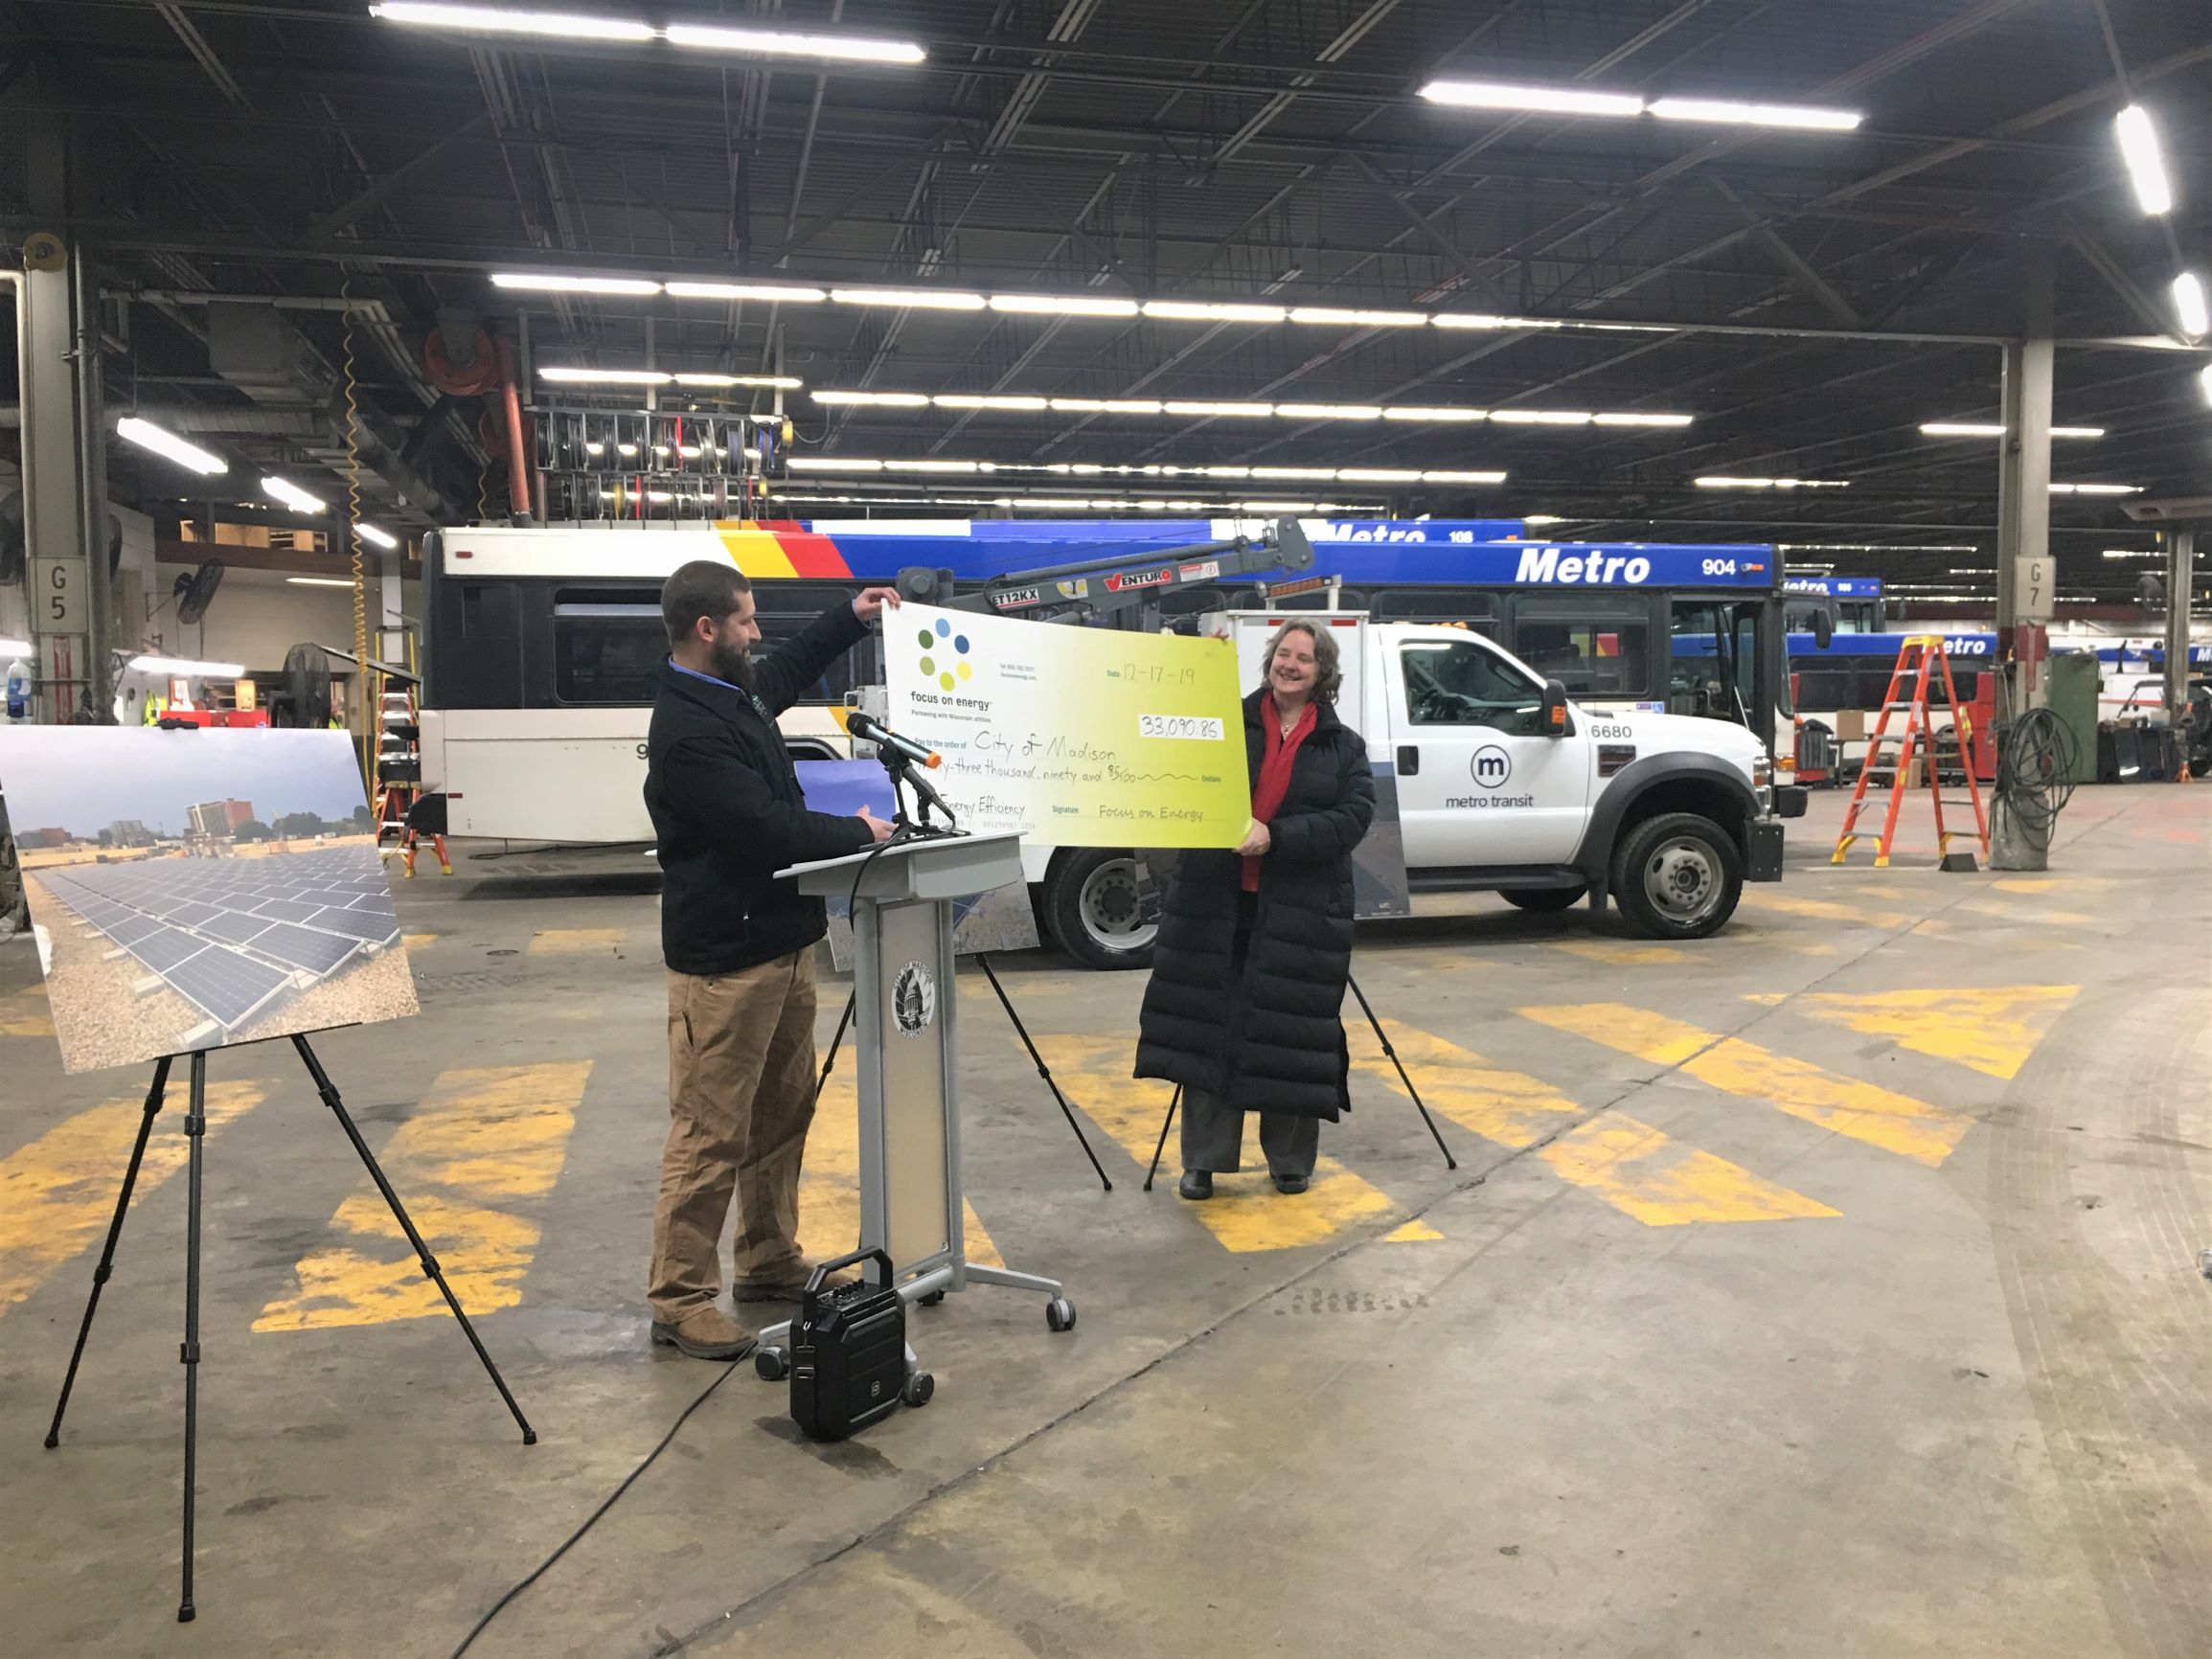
[0, 727, 417, 1074]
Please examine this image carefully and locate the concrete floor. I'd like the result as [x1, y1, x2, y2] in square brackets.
[2, 784, 2208, 1658]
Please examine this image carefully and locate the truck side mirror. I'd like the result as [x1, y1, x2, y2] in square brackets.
[1540, 679, 1570, 736]
[1813, 610, 1835, 648]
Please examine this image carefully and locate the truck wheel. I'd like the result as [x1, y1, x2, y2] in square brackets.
[1502, 887, 1585, 914]
[1042, 850, 1156, 971]
[1610, 813, 1743, 940]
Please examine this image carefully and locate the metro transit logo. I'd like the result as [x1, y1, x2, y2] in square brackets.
[1471, 744, 1513, 787]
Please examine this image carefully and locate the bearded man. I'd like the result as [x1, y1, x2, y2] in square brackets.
[641, 560, 898, 1359]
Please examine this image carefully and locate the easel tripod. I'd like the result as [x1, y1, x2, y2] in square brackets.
[42, 1035, 535, 1622]
[1140, 974, 1457, 1189]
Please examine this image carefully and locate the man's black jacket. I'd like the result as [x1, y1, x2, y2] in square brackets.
[646, 602, 875, 975]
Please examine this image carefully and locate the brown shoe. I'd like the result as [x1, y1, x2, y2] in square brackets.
[650, 1306, 757, 1361]
[732, 1257, 860, 1303]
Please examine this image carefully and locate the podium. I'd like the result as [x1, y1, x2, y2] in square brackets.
[752, 831, 1074, 1383]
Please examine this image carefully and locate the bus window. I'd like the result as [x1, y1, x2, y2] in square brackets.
[1512, 607, 1651, 698]
[1374, 588, 1498, 636]
[552, 595, 663, 705]
[1401, 639, 1545, 735]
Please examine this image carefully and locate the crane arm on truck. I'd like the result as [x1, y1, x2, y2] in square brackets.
[891, 517, 1315, 628]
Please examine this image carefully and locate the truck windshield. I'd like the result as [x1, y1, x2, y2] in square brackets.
[1401, 640, 1546, 735]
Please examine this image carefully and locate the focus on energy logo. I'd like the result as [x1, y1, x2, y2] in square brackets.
[1471, 745, 1512, 787]
[917, 618, 975, 693]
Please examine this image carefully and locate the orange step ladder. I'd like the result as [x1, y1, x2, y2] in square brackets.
[1832, 635, 1990, 869]
[374, 680, 451, 877]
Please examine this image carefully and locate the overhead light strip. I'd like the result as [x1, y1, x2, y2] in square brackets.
[1694, 476, 1851, 490]
[370, 4, 924, 63]
[2114, 104, 2174, 217]
[784, 456, 1506, 485]
[1418, 79, 1860, 131]
[116, 417, 227, 476]
[262, 476, 327, 514]
[1921, 421, 2106, 439]
[811, 388, 1691, 427]
[768, 493, 1385, 513]
[538, 365, 803, 389]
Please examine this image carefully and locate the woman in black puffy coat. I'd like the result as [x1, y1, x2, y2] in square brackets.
[1133, 619, 1375, 1199]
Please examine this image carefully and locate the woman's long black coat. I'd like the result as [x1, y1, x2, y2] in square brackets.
[1134, 689, 1376, 1120]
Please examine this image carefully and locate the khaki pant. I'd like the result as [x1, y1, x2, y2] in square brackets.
[650, 950, 818, 1323]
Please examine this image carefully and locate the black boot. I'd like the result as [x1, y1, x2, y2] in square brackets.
[1271, 1170, 1310, 1195]
[1177, 1169, 1214, 1201]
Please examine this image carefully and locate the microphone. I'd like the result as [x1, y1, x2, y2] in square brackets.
[848, 712, 942, 770]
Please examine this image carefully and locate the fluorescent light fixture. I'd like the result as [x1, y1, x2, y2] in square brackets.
[1288, 307, 1429, 328]
[116, 417, 226, 475]
[671, 372, 804, 389]
[1523, 514, 1567, 525]
[1141, 300, 1288, 324]
[936, 394, 1050, 411]
[1423, 469, 1509, 484]
[0, 637, 33, 656]
[353, 523, 399, 551]
[370, 4, 653, 43]
[1432, 312, 1559, 330]
[1383, 406, 1490, 421]
[2115, 104, 2174, 216]
[665, 281, 826, 304]
[829, 287, 986, 310]
[1251, 466, 1337, 481]
[1648, 97, 1861, 131]
[2101, 549, 2161, 559]
[812, 390, 929, 406]
[1203, 466, 1253, 479]
[1337, 468, 1423, 483]
[661, 23, 924, 63]
[262, 476, 327, 513]
[2202, 363, 2212, 408]
[1490, 409, 1593, 425]
[1920, 420, 2106, 438]
[128, 654, 245, 677]
[989, 293, 1140, 317]
[788, 457, 882, 471]
[1274, 403, 1383, 420]
[882, 460, 984, 473]
[491, 271, 661, 295]
[1694, 476, 1850, 489]
[540, 366, 670, 385]
[2174, 272, 2208, 340]
[1419, 80, 1643, 118]
[1163, 400, 1278, 419]
[285, 577, 360, 589]
[2049, 482, 2141, 495]
[1049, 398, 1165, 414]
[1593, 411, 1695, 427]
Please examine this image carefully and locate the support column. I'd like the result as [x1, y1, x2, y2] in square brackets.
[1994, 334, 2054, 717]
[2166, 529, 2195, 732]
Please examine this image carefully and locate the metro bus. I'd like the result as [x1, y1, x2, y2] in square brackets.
[419, 516, 1798, 961]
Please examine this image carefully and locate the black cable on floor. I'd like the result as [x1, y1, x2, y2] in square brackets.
[1995, 705, 2080, 840]
[447, 1355, 745, 1659]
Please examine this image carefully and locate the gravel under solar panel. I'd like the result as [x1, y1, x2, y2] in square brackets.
[250, 921, 357, 975]
[306, 906, 399, 943]
[127, 927, 211, 974]
[168, 948, 290, 1029]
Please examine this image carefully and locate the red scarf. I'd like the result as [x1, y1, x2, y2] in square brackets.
[1243, 694, 1318, 892]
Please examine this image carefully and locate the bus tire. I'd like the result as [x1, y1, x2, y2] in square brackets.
[1610, 813, 1742, 940]
[1501, 887, 1585, 914]
[1042, 849, 1156, 971]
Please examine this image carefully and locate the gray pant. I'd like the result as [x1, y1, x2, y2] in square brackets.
[1181, 1086, 1319, 1179]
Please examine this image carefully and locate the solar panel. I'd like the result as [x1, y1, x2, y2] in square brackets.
[305, 906, 399, 943]
[105, 914, 167, 947]
[168, 947, 290, 1029]
[200, 912, 275, 946]
[250, 922, 357, 975]
[251, 898, 325, 923]
[170, 901, 227, 929]
[127, 927, 211, 974]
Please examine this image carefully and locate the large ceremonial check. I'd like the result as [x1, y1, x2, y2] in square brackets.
[885, 604, 1250, 848]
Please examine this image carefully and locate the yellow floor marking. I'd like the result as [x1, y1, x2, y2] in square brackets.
[1384, 1219, 1445, 1242]
[255, 1062, 590, 1330]
[1744, 992, 1789, 1005]
[1790, 985, 2080, 1080]
[527, 927, 627, 953]
[1957, 900, 2097, 927]
[1521, 1004, 1971, 1167]
[1038, 1034, 1411, 1253]
[1541, 1116, 1838, 1226]
[1357, 1021, 1832, 1226]
[0, 983, 55, 1038]
[1993, 876, 2107, 894]
[799, 1065, 1004, 1270]
[402, 933, 437, 951]
[1744, 892, 1910, 930]
[1549, 940, 1690, 966]
[0, 1081, 266, 1312]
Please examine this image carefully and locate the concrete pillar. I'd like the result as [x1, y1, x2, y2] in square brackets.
[1994, 336, 2054, 717]
[2166, 529, 2195, 726]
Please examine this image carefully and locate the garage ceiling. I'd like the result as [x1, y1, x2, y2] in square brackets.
[3, 0, 2207, 602]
